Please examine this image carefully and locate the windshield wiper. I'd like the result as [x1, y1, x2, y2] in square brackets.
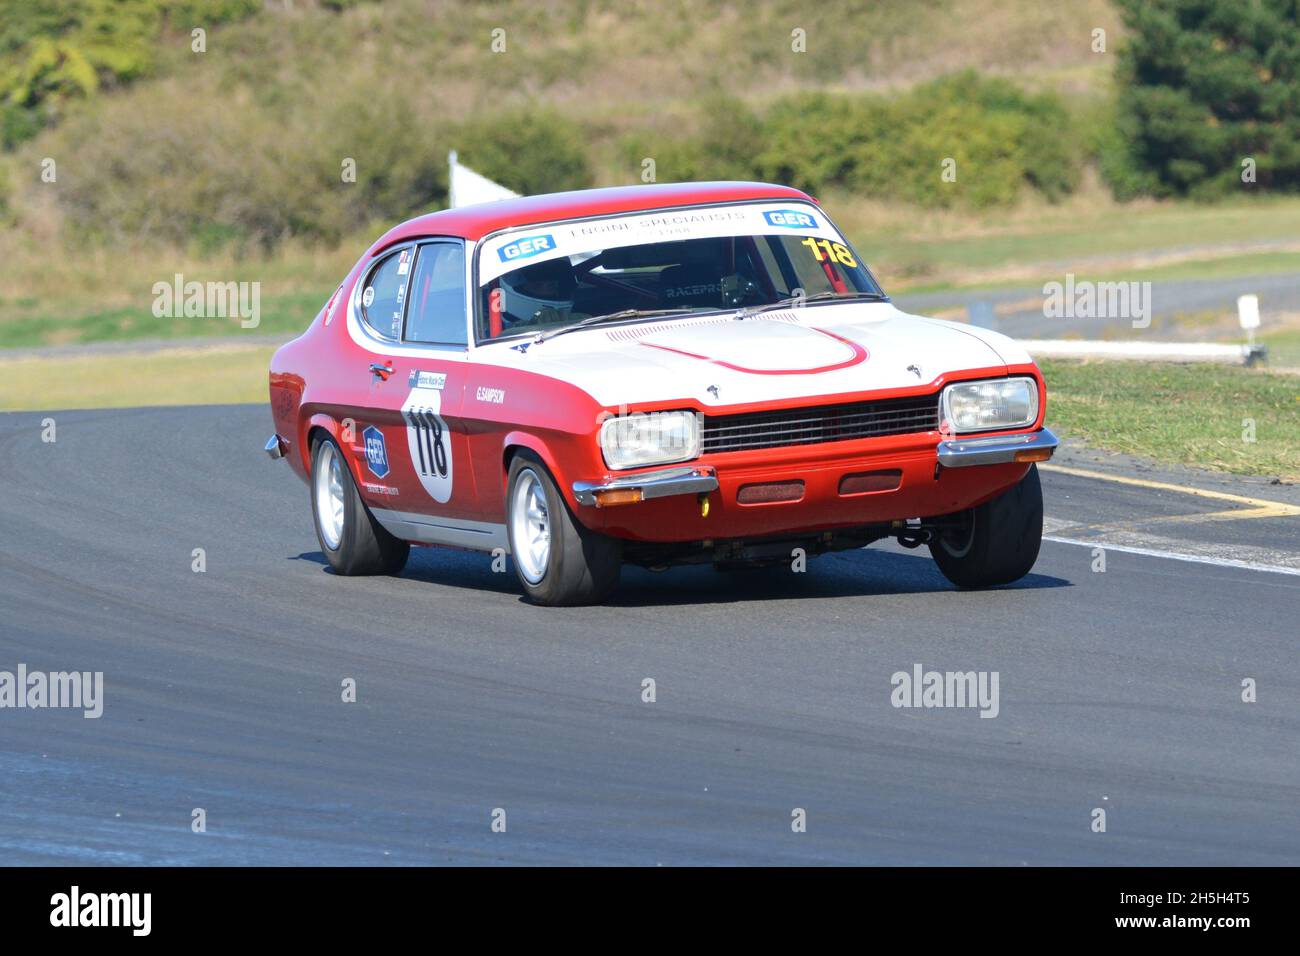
[527, 308, 695, 347]
[737, 290, 888, 320]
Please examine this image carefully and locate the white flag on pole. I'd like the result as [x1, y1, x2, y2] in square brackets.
[448, 150, 520, 208]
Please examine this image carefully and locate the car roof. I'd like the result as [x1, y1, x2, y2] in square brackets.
[366, 181, 815, 252]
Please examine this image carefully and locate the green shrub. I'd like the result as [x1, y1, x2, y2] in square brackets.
[752, 92, 878, 193]
[890, 102, 1027, 208]
[42, 75, 449, 251]
[453, 109, 593, 195]
[0, 1, 80, 57]
[0, 101, 40, 149]
[1080, 95, 1161, 201]
[0, 0, 263, 149]
[168, 1, 263, 28]
[757, 73, 1079, 207]
[622, 95, 766, 184]
[0, 157, 11, 224]
[884, 73, 1080, 208]
[631, 74, 1078, 208]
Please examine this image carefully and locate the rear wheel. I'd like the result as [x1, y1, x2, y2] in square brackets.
[506, 453, 621, 606]
[311, 434, 409, 576]
[929, 464, 1043, 588]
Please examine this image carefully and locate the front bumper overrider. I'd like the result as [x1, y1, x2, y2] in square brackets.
[935, 428, 1058, 468]
[573, 465, 719, 508]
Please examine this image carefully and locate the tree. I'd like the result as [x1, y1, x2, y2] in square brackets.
[1113, 0, 1300, 196]
[0, 0, 262, 150]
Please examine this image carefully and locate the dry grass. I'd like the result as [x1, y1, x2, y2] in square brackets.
[0, 344, 275, 411]
[0, 219, 357, 346]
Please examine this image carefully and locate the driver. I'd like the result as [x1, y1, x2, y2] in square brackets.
[499, 257, 576, 328]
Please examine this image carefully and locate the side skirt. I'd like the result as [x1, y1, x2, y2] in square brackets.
[371, 508, 509, 553]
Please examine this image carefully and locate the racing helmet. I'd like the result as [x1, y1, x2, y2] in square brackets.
[499, 257, 577, 327]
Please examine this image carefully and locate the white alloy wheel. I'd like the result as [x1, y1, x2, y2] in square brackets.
[510, 467, 551, 584]
[314, 439, 347, 551]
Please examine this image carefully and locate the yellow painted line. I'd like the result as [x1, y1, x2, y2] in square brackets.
[1039, 463, 1300, 516]
[1190, 505, 1300, 520]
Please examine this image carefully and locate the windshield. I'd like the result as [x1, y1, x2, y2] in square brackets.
[476, 202, 884, 341]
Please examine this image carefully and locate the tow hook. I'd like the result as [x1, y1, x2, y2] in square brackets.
[893, 517, 932, 549]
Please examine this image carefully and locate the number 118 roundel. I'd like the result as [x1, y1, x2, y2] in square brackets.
[267, 181, 1057, 606]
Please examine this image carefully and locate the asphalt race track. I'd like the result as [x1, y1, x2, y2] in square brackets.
[2, 405, 1297, 865]
[894, 269, 1300, 341]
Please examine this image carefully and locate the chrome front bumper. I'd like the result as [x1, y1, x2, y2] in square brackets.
[572, 430, 1055, 505]
[265, 434, 286, 460]
[573, 465, 718, 507]
[936, 428, 1058, 468]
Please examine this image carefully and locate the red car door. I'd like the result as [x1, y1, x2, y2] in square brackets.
[349, 241, 479, 533]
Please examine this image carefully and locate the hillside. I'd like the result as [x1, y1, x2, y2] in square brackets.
[11, 0, 1298, 352]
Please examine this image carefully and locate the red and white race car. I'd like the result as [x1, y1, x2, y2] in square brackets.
[267, 181, 1057, 605]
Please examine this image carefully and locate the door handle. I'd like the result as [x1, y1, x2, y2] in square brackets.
[369, 362, 393, 380]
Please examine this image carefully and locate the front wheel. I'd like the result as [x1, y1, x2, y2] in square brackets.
[929, 464, 1043, 589]
[311, 434, 409, 576]
[506, 453, 622, 606]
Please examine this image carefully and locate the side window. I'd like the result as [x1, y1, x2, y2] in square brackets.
[404, 242, 467, 345]
[359, 247, 414, 340]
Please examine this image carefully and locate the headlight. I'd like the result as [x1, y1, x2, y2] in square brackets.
[600, 410, 701, 470]
[940, 377, 1039, 433]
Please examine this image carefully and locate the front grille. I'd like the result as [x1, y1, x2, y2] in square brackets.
[702, 393, 939, 454]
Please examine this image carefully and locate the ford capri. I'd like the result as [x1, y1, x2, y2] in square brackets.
[267, 181, 1057, 605]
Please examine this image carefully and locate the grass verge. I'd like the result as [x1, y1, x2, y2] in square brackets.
[0, 344, 275, 411]
[1041, 359, 1300, 480]
[0, 293, 329, 349]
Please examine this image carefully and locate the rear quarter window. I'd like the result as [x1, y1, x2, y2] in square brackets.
[359, 247, 414, 340]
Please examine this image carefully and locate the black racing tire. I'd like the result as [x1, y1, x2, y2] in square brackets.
[929, 464, 1043, 589]
[311, 433, 410, 576]
[506, 452, 622, 606]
